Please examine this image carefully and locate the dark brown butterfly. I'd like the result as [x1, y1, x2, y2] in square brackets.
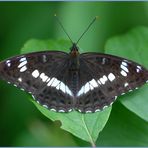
[0, 16, 147, 113]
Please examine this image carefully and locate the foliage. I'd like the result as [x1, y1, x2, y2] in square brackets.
[0, 2, 148, 147]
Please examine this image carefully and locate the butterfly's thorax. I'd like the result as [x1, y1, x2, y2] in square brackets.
[69, 52, 80, 70]
[68, 44, 80, 97]
[69, 44, 80, 71]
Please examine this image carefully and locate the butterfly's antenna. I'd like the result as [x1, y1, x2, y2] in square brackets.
[54, 14, 73, 44]
[76, 16, 98, 45]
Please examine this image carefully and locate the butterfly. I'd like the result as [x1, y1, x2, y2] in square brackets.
[0, 16, 148, 113]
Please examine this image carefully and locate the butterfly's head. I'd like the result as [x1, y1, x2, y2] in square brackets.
[70, 43, 79, 57]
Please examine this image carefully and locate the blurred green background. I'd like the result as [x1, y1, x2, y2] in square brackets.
[0, 2, 148, 146]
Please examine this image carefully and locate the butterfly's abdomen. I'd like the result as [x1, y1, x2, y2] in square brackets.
[68, 54, 80, 97]
[69, 70, 79, 97]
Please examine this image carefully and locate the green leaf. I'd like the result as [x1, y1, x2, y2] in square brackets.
[97, 102, 148, 146]
[33, 99, 111, 145]
[105, 26, 148, 121]
[20, 39, 112, 145]
[21, 39, 71, 53]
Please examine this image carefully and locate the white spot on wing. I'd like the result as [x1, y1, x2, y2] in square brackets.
[47, 77, 55, 86]
[46, 77, 73, 96]
[115, 96, 117, 100]
[103, 105, 108, 109]
[18, 60, 27, 68]
[120, 64, 129, 73]
[6, 60, 11, 63]
[20, 88, 24, 91]
[46, 78, 50, 83]
[121, 92, 125, 95]
[108, 73, 115, 81]
[51, 78, 60, 87]
[77, 77, 107, 96]
[95, 109, 100, 112]
[97, 80, 101, 85]
[77, 77, 106, 96]
[102, 58, 106, 64]
[43, 104, 48, 108]
[32, 95, 35, 100]
[56, 84, 60, 90]
[78, 109, 82, 112]
[86, 110, 92, 113]
[7, 63, 11, 67]
[123, 59, 128, 63]
[77, 86, 84, 96]
[42, 55, 47, 63]
[20, 66, 27, 72]
[89, 79, 98, 88]
[60, 82, 66, 93]
[121, 61, 128, 66]
[110, 102, 114, 106]
[120, 70, 127, 77]
[14, 84, 17, 87]
[59, 109, 65, 113]
[6, 60, 11, 67]
[84, 82, 90, 94]
[40, 73, 48, 82]
[65, 86, 73, 96]
[18, 77, 22, 82]
[32, 69, 40, 78]
[99, 75, 108, 85]
[50, 108, 56, 112]
[68, 109, 72, 112]
[136, 68, 140, 73]
[20, 57, 27, 62]
[137, 65, 142, 70]
[136, 65, 142, 73]
[89, 84, 94, 90]
[124, 82, 128, 87]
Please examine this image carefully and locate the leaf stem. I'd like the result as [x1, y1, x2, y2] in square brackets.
[82, 115, 96, 147]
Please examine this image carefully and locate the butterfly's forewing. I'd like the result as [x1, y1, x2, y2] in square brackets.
[0, 51, 74, 112]
[76, 53, 148, 113]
